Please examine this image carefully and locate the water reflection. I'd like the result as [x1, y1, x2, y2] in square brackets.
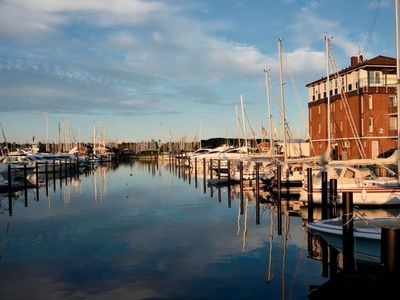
[0, 160, 332, 299]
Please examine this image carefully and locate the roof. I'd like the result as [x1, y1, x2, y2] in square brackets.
[306, 55, 396, 87]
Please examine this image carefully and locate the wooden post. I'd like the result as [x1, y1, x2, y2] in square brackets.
[329, 178, 337, 218]
[8, 165, 12, 215]
[203, 158, 206, 194]
[64, 159, 68, 179]
[277, 164, 282, 195]
[218, 159, 221, 180]
[342, 192, 354, 274]
[45, 161, 49, 195]
[227, 160, 231, 183]
[321, 171, 328, 220]
[210, 159, 213, 180]
[59, 159, 63, 188]
[381, 227, 400, 276]
[228, 184, 232, 208]
[76, 157, 79, 177]
[24, 164, 28, 207]
[36, 162, 40, 201]
[69, 158, 72, 178]
[194, 157, 198, 188]
[329, 246, 338, 279]
[307, 167, 313, 223]
[256, 162, 260, 225]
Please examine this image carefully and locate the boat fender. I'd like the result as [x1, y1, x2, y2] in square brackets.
[362, 188, 367, 201]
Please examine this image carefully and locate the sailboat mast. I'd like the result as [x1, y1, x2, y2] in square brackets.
[396, 0, 400, 182]
[264, 68, 274, 154]
[93, 123, 96, 156]
[45, 113, 49, 152]
[199, 123, 202, 149]
[240, 95, 248, 147]
[325, 35, 331, 161]
[235, 105, 241, 147]
[278, 38, 288, 163]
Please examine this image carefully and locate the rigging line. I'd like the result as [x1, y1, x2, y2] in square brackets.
[283, 55, 307, 138]
[361, 0, 383, 56]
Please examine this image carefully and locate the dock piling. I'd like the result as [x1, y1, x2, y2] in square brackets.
[307, 167, 313, 223]
[381, 227, 400, 276]
[342, 191, 355, 274]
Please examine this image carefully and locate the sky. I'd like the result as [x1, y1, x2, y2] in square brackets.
[0, 0, 397, 144]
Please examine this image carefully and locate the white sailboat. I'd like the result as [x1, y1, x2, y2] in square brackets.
[307, 0, 400, 263]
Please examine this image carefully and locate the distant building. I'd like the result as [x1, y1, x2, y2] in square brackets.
[306, 55, 397, 159]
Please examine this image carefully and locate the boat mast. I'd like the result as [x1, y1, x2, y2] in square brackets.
[45, 112, 49, 152]
[93, 123, 96, 156]
[325, 35, 331, 161]
[199, 123, 202, 149]
[240, 95, 248, 147]
[235, 105, 241, 147]
[0, 121, 8, 156]
[264, 67, 274, 155]
[396, 0, 400, 182]
[278, 38, 288, 163]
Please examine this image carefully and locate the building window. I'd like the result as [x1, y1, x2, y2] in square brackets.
[334, 88, 338, 95]
[312, 95, 315, 101]
[368, 95, 373, 110]
[389, 95, 397, 107]
[368, 71, 381, 84]
[335, 79, 338, 88]
[330, 90, 333, 96]
[348, 84, 352, 91]
[323, 92, 326, 98]
[318, 93, 321, 100]
[368, 117, 373, 133]
[390, 117, 397, 131]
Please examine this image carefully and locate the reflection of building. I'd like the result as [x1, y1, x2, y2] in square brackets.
[307, 55, 397, 159]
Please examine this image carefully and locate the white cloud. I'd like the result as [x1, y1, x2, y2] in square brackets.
[0, 0, 169, 38]
[291, 6, 360, 57]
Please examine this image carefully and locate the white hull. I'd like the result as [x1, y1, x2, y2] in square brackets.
[308, 217, 400, 263]
[300, 186, 400, 206]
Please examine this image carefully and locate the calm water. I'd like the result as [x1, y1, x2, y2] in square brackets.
[0, 160, 392, 299]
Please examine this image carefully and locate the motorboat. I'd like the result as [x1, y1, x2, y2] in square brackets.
[307, 216, 400, 263]
[299, 164, 400, 206]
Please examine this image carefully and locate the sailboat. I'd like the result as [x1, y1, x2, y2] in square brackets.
[307, 0, 400, 263]
[268, 39, 304, 196]
[300, 27, 400, 206]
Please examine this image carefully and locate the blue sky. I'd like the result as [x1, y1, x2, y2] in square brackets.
[0, 0, 396, 144]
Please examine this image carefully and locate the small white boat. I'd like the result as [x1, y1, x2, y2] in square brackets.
[299, 164, 400, 206]
[307, 217, 400, 263]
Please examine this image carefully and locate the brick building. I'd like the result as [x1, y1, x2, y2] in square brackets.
[307, 55, 397, 160]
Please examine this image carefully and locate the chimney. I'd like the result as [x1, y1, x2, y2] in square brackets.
[350, 56, 358, 67]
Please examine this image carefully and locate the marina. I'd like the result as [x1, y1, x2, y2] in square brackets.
[0, 157, 399, 299]
[2, 1, 400, 299]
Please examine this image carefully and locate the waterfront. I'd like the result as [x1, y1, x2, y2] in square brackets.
[0, 160, 396, 299]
